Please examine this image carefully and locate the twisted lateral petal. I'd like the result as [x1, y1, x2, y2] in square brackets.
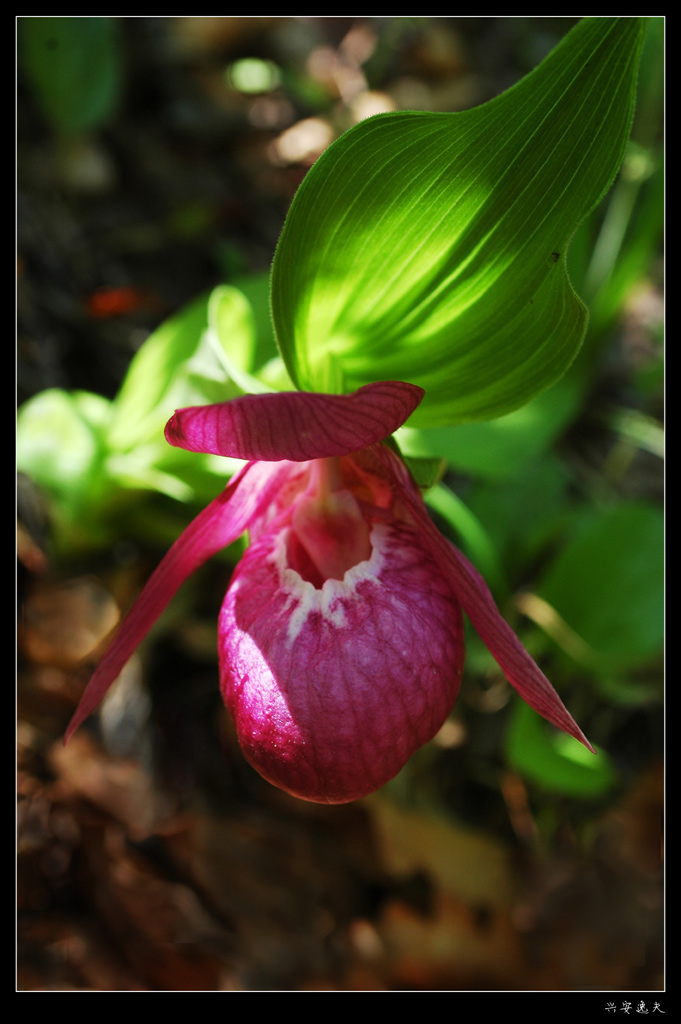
[374, 444, 595, 753]
[164, 381, 424, 462]
[65, 461, 292, 741]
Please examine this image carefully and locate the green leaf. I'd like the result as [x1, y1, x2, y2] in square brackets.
[207, 285, 262, 393]
[107, 293, 245, 452]
[425, 483, 506, 597]
[459, 453, 572, 581]
[17, 388, 110, 504]
[397, 366, 585, 479]
[271, 17, 648, 425]
[207, 276, 294, 395]
[506, 701, 617, 799]
[16, 388, 119, 551]
[18, 17, 123, 134]
[536, 502, 664, 672]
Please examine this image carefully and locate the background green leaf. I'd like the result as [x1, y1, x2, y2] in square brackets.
[18, 17, 123, 134]
[107, 293, 216, 450]
[506, 701, 617, 798]
[207, 276, 293, 395]
[535, 501, 664, 673]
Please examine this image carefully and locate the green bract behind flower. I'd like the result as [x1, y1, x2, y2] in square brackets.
[271, 17, 648, 427]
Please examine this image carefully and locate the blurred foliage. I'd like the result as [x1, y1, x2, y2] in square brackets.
[18, 17, 124, 134]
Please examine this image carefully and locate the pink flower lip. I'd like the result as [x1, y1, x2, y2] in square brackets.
[220, 514, 465, 803]
[66, 380, 594, 803]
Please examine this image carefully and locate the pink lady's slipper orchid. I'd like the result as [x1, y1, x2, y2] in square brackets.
[66, 381, 593, 803]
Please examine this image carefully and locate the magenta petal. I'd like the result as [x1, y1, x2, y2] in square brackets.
[164, 381, 424, 461]
[65, 461, 293, 741]
[375, 445, 596, 753]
